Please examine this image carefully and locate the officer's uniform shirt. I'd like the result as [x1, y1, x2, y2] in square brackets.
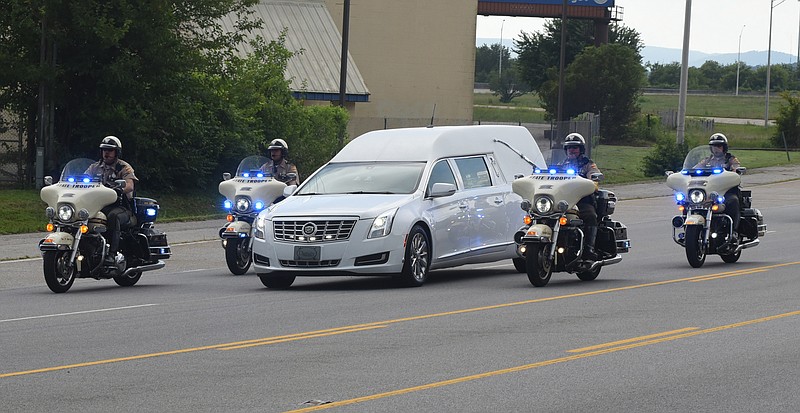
[86, 159, 138, 200]
[694, 152, 741, 171]
[558, 155, 601, 179]
[261, 159, 299, 186]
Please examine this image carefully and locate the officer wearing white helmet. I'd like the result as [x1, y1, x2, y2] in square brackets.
[557, 133, 602, 259]
[693, 133, 743, 237]
[85, 136, 138, 266]
[260, 138, 299, 186]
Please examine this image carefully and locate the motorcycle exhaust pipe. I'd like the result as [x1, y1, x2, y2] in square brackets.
[121, 260, 166, 277]
[588, 254, 623, 271]
[733, 239, 760, 254]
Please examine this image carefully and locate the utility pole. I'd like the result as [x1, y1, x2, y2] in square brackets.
[499, 19, 505, 77]
[736, 25, 745, 96]
[338, 0, 350, 109]
[677, 0, 692, 145]
[556, 0, 567, 127]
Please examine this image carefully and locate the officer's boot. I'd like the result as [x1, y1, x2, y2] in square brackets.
[582, 226, 598, 260]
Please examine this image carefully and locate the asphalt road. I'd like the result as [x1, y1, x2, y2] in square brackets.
[2, 173, 800, 412]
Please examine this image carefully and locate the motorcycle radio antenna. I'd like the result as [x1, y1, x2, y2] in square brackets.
[494, 138, 538, 168]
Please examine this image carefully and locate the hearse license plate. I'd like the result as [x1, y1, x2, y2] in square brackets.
[294, 246, 320, 261]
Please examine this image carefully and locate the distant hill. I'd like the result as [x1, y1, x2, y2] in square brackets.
[476, 37, 797, 67]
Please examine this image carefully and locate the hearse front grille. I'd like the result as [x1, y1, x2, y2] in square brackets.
[273, 219, 357, 243]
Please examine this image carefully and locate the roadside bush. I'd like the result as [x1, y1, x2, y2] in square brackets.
[640, 136, 689, 177]
[772, 92, 800, 148]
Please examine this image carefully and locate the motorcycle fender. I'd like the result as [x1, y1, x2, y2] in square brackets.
[39, 232, 74, 251]
[522, 224, 553, 242]
[684, 215, 705, 226]
[221, 221, 252, 239]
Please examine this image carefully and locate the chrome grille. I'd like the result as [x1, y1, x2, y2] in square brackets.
[273, 219, 357, 242]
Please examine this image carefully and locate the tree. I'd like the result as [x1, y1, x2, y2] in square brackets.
[539, 43, 646, 142]
[514, 19, 642, 92]
[646, 62, 681, 88]
[488, 67, 531, 103]
[773, 92, 800, 148]
[0, 1, 347, 189]
[475, 44, 508, 83]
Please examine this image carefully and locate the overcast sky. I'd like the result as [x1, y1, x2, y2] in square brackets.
[476, 0, 800, 56]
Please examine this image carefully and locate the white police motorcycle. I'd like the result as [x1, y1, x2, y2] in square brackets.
[39, 158, 171, 293]
[666, 146, 766, 268]
[218, 155, 294, 275]
[512, 165, 630, 287]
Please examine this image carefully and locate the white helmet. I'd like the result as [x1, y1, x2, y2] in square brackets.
[563, 133, 586, 155]
[99, 135, 122, 155]
[708, 133, 728, 152]
[267, 138, 288, 157]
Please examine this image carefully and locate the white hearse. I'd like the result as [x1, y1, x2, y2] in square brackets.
[252, 125, 546, 288]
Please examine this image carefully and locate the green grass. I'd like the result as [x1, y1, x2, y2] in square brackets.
[2, 188, 225, 235]
[639, 94, 779, 120]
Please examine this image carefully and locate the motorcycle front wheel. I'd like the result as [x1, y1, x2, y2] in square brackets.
[225, 238, 252, 275]
[525, 244, 553, 287]
[43, 250, 76, 293]
[685, 225, 706, 268]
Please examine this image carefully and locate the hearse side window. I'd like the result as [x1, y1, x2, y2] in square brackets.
[454, 156, 492, 189]
[426, 160, 457, 195]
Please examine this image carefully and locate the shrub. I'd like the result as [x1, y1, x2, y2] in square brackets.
[641, 136, 689, 177]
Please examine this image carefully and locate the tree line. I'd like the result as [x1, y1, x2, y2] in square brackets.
[0, 0, 348, 190]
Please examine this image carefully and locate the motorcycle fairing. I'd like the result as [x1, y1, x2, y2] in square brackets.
[39, 232, 75, 251]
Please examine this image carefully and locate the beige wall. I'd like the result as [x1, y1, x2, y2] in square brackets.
[323, 0, 477, 139]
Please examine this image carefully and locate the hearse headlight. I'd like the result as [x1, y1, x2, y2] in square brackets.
[368, 208, 397, 239]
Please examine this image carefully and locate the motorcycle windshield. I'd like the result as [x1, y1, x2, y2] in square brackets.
[682, 146, 717, 171]
[59, 158, 100, 183]
[235, 155, 272, 178]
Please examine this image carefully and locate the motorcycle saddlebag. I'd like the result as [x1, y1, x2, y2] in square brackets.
[139, 226, 171, 260]
[610, 220, 630, 253]
[134, 197, 160, 223]
[595, 190, 617, 217]
[740, 208, 765, 239]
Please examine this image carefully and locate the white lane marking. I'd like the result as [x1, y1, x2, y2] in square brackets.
[0, 257, 41, 264]
[0, 303, 159, 324]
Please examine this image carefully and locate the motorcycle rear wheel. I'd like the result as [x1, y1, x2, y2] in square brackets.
[43, 250, 76, 293]
[685, 226, 706, 268]
[526, 244, 553, 287]
[225, 238, 252, 275]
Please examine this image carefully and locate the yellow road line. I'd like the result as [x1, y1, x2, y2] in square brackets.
[567, 327, 700, 353]
[3, 261, 799, 379]
[218, 326, 388, 350]
[285, 310, 800, 412]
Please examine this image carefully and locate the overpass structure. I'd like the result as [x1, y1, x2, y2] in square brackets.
[477, 0, 623, 45]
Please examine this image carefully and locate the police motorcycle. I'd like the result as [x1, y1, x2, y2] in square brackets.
[38, 158, 171, 293]
[511, 166, 631, 287]
[666, 146, 766, 268]
[218, 155, 295, 275]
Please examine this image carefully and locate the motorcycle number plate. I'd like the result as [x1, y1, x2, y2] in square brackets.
[294, 246, 320, 261]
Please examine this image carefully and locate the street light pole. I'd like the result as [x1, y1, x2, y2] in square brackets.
[499, 19, 505, 77]
[766, 0, 786, 127]
[736, 25, 745, 96]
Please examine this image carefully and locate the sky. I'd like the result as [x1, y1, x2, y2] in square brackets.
[476, 0, 800, 56]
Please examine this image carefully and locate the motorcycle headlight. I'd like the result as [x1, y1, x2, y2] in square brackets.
[235, 196, 251, 212]
[534, 196, 553, 214]
[45, 207, 55, 219]
[689, 189, 705, 204]
[368, 208, 397, 239]
[57, 204, 75, 221]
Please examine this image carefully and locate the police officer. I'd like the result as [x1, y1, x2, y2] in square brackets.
[693, 133, 742, 239]
[85, 136, 138, 266]
[261, 138, 299, 186]
[557, 133, 602, 259]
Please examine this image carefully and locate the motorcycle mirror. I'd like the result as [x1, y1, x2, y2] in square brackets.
[665, 170, 674, 176]
[514, 173, 525, 180]
[735, 167, 747, 175]
[114, 179, 126, 190]
[223, 172, 231, 181]
[590, 172, 604, 182]
[285, 173, 297, 181]
[44, 176, 53, 186]
[283, 185, 297, 199]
